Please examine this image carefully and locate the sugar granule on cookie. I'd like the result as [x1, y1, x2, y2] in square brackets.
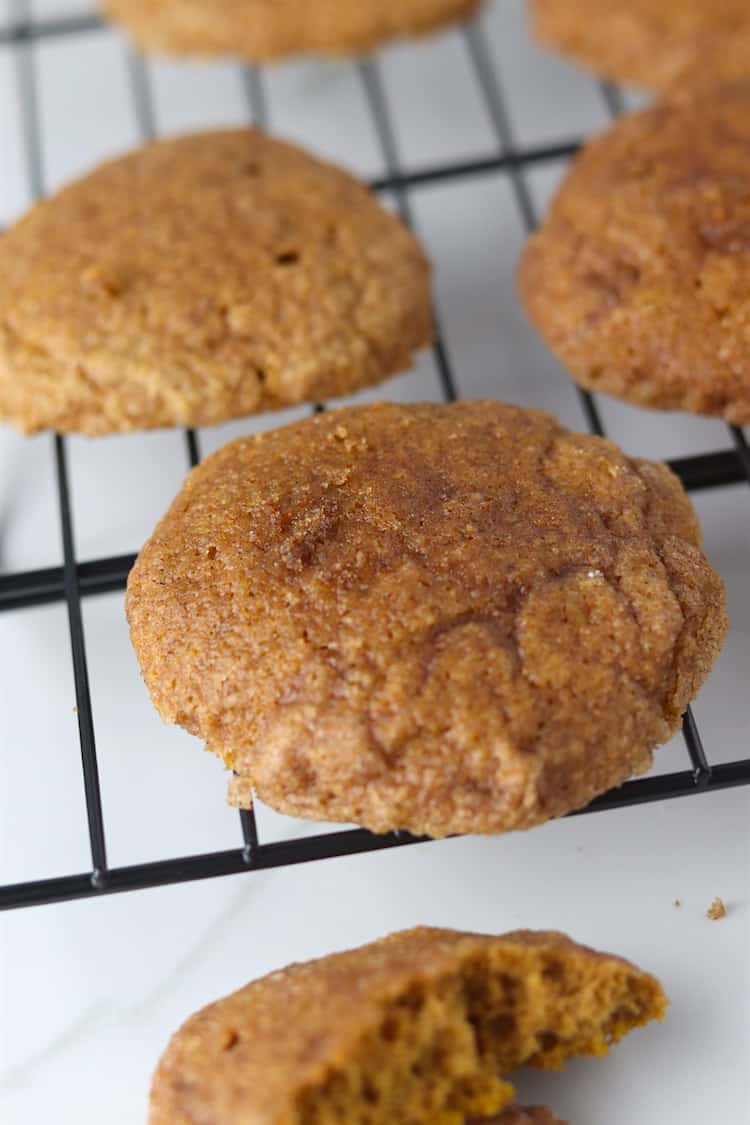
[0, 129, 432, 435]
[103, 0, 482, 60]
[126, 400, 728, 838]
[148, 926, 667, 1125]
[531, 0, 750, 94]
[519, 84, 750, 424]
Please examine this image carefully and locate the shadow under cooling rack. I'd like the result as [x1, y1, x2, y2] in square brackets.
[1, 6, 749, 911]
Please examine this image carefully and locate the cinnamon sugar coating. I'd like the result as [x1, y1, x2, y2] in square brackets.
[127, 401, 727, 837]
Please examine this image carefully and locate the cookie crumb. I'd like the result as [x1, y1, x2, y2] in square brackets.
[706, 897, 726, 921]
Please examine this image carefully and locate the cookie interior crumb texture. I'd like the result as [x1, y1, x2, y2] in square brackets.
[0, 129, 432, 435]
[519, 84, 750, 425]
[706, 897, 727, 921]
[126, 401, 728, 838]
[531, 0, 750, 94]
[148, 927, 667, 1125]
[102, 0, 483, 60]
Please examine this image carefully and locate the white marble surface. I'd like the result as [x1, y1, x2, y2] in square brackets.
[0, 1, 748, 1123]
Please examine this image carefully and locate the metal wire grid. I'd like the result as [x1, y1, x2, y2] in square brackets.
[0, 5, 748, 912]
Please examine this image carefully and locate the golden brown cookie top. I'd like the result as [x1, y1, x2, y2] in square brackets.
[0, 129, 431, 435]
[103, 0, 482, 59]
[127, 401, 727, 838]
[531, 0, 750, 93]
[149, 926, 666, 1125]
[519, 84, 750, 425]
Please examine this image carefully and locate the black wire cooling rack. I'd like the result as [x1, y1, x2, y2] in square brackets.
[1, 4, 749, 912]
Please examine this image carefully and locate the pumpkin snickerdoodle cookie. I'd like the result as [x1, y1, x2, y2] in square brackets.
[519, 84, 750, 425]
[126, 400, 727, 838]
[149, 926, 666, 1124]
[103, 0, 482, 60]
[0, 130, 431, 436]
[531, 0, 750, 94]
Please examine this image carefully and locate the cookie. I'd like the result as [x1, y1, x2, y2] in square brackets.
[0, 130, 431, 436]
[531, 0, 750, 93]
[103, 0, 482, 59]
[518, 85, 750, 425]
[481, 1109, 566, 1125]
[126, 400, 727, 838]
[149, 926, 666, 1125]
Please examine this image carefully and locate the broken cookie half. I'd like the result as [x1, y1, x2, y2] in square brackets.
[149, 926, 666, 1125]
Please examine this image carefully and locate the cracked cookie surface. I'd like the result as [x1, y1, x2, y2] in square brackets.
[126, 400, 727, 837]
[103, 0, 482, 60]
[531, 0, 750, 93]
[0, 130, 431, 435]
[519, 85, 750, 424]
[148, 926, 665, 1125]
